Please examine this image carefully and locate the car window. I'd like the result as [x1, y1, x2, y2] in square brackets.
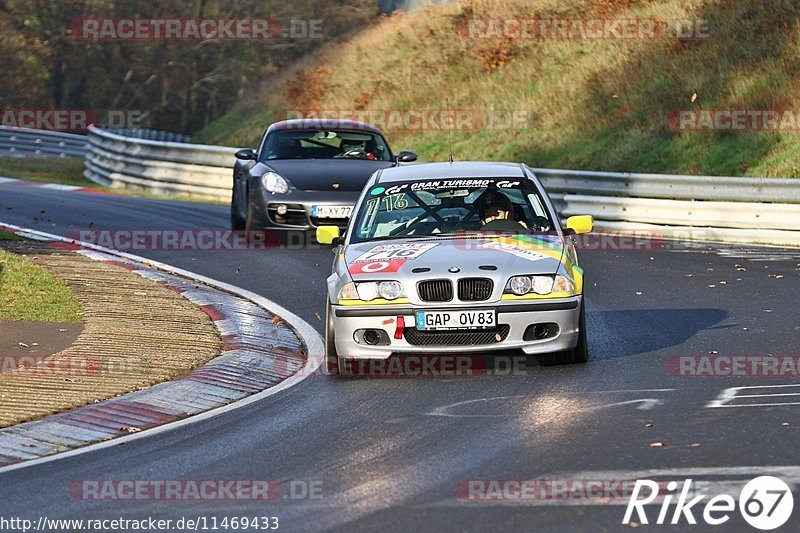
[261, 130, 392, 161]
[351, 178, 554, 243]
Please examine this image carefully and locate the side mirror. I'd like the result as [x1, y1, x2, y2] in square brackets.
[235, 148, 258, 160]
[396, 150, 417, 163]
[566, 215, 593, 235]
[316, 225, 341, 245]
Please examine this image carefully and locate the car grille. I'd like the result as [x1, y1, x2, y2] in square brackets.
[267, 204, 307, 226]
[417, 280, 453, 302]
[404, 324, 511, 346]
[458, 278, 493, 301]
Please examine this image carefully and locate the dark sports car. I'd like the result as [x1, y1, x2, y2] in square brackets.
[231, 119, 416, 232]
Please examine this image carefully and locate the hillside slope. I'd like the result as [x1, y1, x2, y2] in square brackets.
[195, 0, 800, 177]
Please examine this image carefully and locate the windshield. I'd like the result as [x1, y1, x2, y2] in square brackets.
[261, 129, 392, 161]
[350, 178, 554, 243]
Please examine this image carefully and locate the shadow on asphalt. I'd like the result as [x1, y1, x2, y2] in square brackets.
[587, 308, 729, 359]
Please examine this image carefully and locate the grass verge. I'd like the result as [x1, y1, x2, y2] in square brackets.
[0, 237, 84, 322]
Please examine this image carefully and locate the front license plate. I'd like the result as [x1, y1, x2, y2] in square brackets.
[312, 205, 353, 219]
[416, 309, 496, 331]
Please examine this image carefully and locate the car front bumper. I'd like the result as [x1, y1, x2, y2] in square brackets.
[331, 296, 582, 359]
[248, 188, 360, 230]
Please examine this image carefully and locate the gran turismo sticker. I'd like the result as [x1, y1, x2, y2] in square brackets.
[381, 179, 521, 195]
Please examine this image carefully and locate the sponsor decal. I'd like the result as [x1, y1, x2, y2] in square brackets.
[478, 240, 548, 263]
[349, 258, 407, 275]
[348, 243, 437, 276]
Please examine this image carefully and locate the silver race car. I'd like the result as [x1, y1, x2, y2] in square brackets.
[316, 162, 593, 374]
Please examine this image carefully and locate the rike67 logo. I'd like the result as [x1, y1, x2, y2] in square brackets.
[623, 476, 793, 530]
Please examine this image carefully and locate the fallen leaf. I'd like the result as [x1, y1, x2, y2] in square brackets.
[691, 92, 698, 103]
[719, 281, 727, 285]
[272, 315, 282, 326]
[315, 312, 321, 321]
[764, 309, 773, 313]
[31, 342, 39, 346]
[58, 328, 68, 332]
[650, 442, 665, 448]
[635, 291, 642, 295]
[18, 342, 29, 348]
[708, 284, 716, 288]
[645, 423, 653, 428]
[782, 422, 790, 427]
[628, 521, 641, 528]
[689, 443, 702, 448]
[709, 350, 719, 354]
[122, 427, 141, 433]
[235, 266, 241, 274]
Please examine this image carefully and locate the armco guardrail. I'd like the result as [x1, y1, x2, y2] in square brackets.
[0, 126, 88, 158]
[84, 125, 236, 201]
[81, 126, 800, 247]
[535, 168, 800, 247]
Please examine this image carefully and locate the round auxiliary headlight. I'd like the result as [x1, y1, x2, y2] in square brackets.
[378, 281, 403, 300]
[531, 276, 553, 295]
[356, 282, 378, 301]
[509, 276, 533, 295]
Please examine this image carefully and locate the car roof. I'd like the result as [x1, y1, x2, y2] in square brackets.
[267, 119, 384, 136]
[376, 161, 527, 183]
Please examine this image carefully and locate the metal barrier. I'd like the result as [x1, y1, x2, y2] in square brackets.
[84, 125, 236, 202]
[535, 168, 800, 246]
[0, 126, 88, 158]
[79, 126, 799, 246]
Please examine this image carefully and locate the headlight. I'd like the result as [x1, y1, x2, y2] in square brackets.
[553, 274, 574, 294]
[505, 275, 574, 296]
[531, 275, 554, 295]
[378, 281, 404, 300]
[509, 276, 532, 295]
[262, 171, 289, 194]
[356, 282, 379, 301]
[338, 282, 358, 300]
[338, 281, 405, 302]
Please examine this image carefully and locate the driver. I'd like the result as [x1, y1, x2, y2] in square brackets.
[480, 198, 529, 232]
[340, 139, 376, 160]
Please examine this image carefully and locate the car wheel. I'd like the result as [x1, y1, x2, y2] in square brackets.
[323, 297, 342, 375]
[541, 300, 589, 366]
[231, 183, 247, 230]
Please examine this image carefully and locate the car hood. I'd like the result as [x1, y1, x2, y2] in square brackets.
[344, 234, 569, 280]
[263, 159, 394, 191]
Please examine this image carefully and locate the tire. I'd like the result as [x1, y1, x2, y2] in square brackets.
[323, 297, 342, 375]
[541, 299, 589, 366]
[231, 183, 246, 230]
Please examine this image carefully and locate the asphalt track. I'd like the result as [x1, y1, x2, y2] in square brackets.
[1, 181, 800, 532]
